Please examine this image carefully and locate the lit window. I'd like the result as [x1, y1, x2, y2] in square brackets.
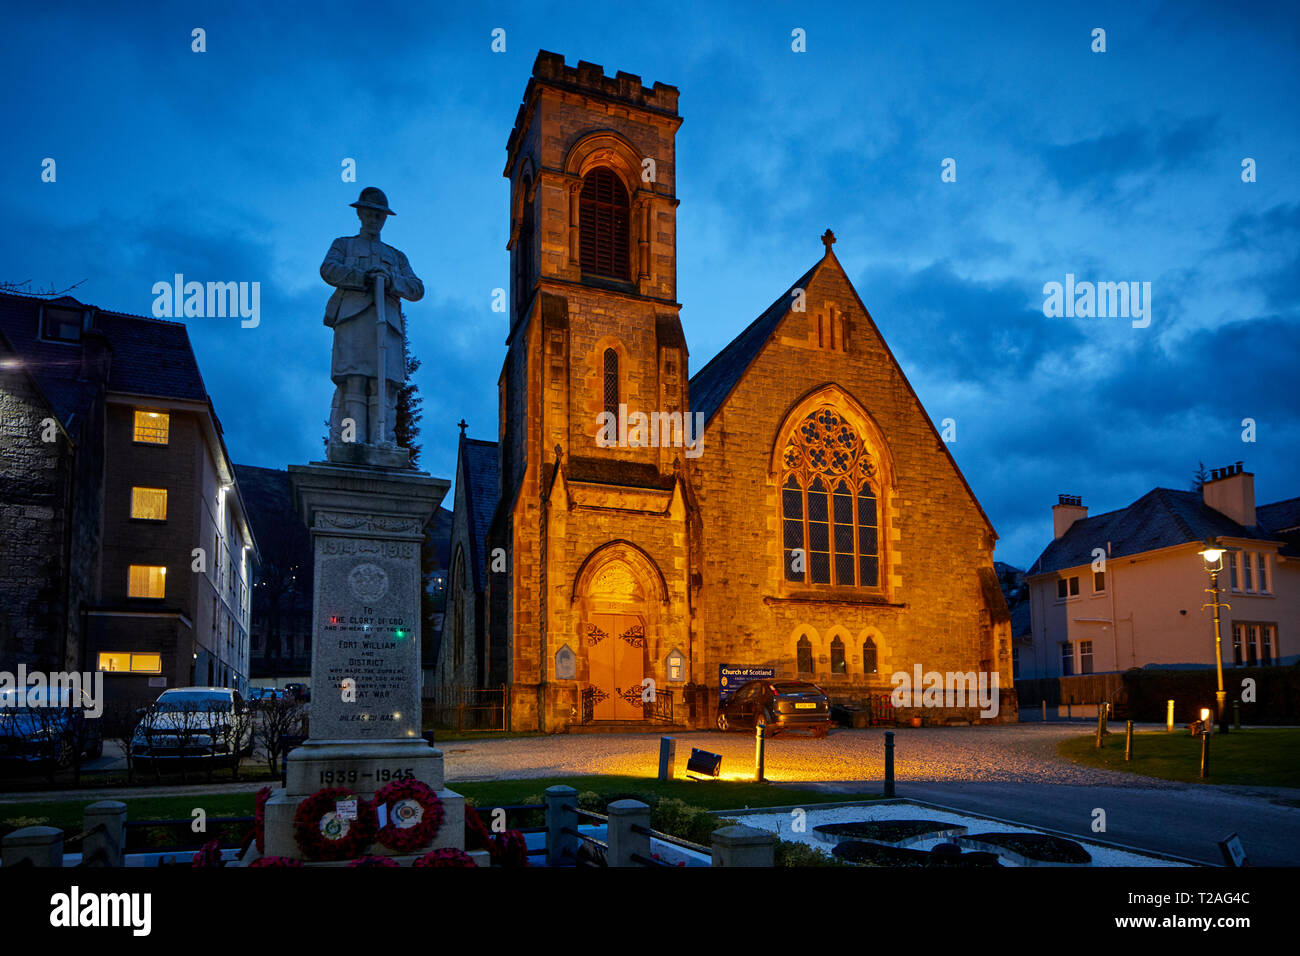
[128, 564, 166, 599]
[98, 652, 162, 674]
[131, 486, 168, 520]
[780, 406, 881, 587]
[133, 410, 170, 444]
[862, 637, 878, 675]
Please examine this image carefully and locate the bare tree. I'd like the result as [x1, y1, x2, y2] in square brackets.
[257, 696, 307, 776]
[101, 697, 150, 784]
[0, 278, 87, 297]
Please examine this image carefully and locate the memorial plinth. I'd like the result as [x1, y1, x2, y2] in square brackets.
[260, 459, 466, 862]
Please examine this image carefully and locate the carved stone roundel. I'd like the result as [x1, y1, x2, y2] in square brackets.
[348, 563, 390, 603]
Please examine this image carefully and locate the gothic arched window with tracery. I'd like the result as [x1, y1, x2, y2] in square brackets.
[780, 406, 880, 587]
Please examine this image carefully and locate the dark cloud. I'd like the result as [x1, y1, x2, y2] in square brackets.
[1040, 114, 1218, 196]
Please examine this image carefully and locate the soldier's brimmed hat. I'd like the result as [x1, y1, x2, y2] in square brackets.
[350, 186, 395, 216]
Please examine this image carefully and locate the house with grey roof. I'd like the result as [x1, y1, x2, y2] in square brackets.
[1021, 463, 1298, 680]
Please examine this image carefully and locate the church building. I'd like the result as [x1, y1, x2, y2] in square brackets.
[436, 51, 1014, 731]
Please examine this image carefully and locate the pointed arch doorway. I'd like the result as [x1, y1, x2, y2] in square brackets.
[584, 613, 646, 721]
[576, 546, 665, 723]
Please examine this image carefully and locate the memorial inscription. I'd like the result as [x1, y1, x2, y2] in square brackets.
[311, 539, 422, 740]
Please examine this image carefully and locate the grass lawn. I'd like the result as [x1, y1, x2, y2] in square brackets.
[1058, 727, 1300, 787]
[0, 774, 878, 838]
[454, 774, 881, 811]
[0, 792, 261, 837]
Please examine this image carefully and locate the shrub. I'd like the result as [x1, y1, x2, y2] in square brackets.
[775, 839, 846, 867]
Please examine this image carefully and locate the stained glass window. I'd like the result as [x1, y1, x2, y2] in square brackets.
[779, 406, 881, 586]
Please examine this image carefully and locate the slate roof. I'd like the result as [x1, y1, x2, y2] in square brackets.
[459, 436, 499, 591]
[689, 261, 820, 426]
[0, 292, 209, 424]
[1030, 487, 1280, 576]
[232, 464, 311, 577]
[429, 507, 453, 569]
[1258, 496, 1300, 534]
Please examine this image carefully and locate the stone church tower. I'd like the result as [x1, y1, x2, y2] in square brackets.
[490, 53, 696, 730]
[457, 51, 1015, 733]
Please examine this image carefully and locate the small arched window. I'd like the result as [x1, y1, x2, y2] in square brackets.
[863, 637, 878, 675]
[451, 548, 466, 670]
[603, 348, 619, 417]
[579, 168, 630, 279]
[830, 636, 846, 674]
[514, 175, 534, 317]
[796, 635, 814, 676]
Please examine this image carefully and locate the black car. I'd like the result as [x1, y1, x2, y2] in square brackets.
[716, 680, 831, 737]
[0, 687, 104, 769]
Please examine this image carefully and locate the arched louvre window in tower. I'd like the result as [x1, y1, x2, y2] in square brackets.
[579, 168, 630, 280]
[780, 406, 881, 587]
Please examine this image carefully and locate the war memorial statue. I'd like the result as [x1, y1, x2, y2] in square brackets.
[320, 186, 424, 466]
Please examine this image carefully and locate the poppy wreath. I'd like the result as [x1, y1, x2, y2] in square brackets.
[413, 847, 476, 868]
[373, 779, 444, 853]
[294, 787, 376, 861]
[490, 829, 530, 867]
[254, 785, 273, 854]
[192, 838, 223, 868]
[464, 805, 493, 851]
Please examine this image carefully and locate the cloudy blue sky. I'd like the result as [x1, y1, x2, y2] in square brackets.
[3, 1, 1297, 568]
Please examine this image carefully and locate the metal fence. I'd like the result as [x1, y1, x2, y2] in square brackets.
[432, 685, 509, 731]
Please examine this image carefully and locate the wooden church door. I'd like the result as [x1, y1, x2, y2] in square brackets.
[586, 612, 647, 720]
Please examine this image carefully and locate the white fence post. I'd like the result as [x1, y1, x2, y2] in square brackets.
[607, 799, 651, 867]
[545, 785, 578, 866]
[710, 824, 776, 867]
[82, 800, 127, 867]
[2, 826, 64, 867]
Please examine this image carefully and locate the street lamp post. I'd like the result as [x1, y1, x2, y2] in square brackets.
[1198, 541, 1231, 735]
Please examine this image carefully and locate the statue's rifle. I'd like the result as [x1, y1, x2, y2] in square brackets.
[374, 272, 387, 445]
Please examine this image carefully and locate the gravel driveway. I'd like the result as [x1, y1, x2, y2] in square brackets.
[438, 723, 1178, 787]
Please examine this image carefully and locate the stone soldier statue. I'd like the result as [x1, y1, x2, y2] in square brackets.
[320, 187, 424, 458]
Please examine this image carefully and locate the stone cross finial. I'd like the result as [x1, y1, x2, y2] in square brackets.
[457, 419, 468, 435]
[821, 229, 836, 251]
